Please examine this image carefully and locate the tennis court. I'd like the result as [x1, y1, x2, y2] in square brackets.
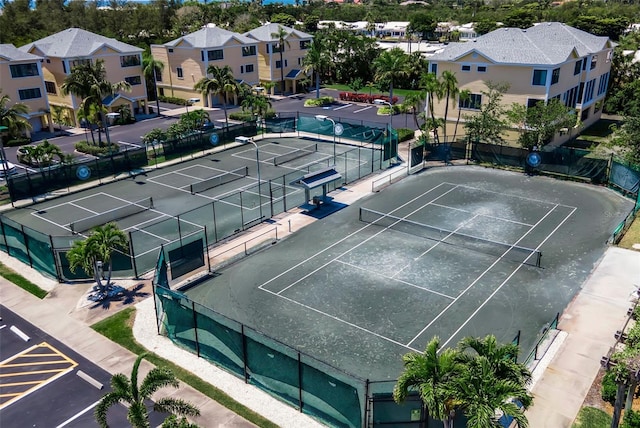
[1, 136, 388, 279]
[181, 167, 634, 381]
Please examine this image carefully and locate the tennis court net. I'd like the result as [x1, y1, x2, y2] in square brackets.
[359, 207, 542, 267]
[70, 197, 154, 233]
[273, 143, 318, 166]
[190, 166, 249, 194]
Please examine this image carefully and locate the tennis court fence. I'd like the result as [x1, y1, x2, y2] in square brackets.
[152, 268, 562, 428]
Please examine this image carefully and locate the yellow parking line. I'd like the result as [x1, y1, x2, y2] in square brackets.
[0, 369, 71, 377]
[4, 361, 76, 367]
[1, 380, 42, 387]
[0, 392, 21, 398]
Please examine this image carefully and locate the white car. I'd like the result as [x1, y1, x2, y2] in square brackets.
[0, 160, 17, 176]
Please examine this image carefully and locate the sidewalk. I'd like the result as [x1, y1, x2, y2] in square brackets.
[525, 247, 640, 427]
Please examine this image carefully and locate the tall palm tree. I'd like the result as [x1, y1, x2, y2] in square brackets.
[67, 222, 128, 298]
[61, 59, 131, 146]
[457, 335, 531, 386]
[143, 53, 164, 117]
[0, 92, 31, 138]
[440, 71, 459, 143]
[194, 65, 238, 129]
[394, 337, 461, 428]
[372, 47, 410, 104]
[301, 37, 330, 99]
[270, 25, 291, 95]
[95, 353, 200, 428]
[422, 72, 443, 144]
[453, 89, 471, 143]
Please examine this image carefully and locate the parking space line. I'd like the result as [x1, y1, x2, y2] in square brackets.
[353, 106, 373, 113]
[334, 104, 351, 111]
[55, 399, 102, 428]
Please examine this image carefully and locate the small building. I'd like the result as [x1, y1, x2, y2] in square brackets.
[0, 44, 52, 136]
[20, 28, 148, 127]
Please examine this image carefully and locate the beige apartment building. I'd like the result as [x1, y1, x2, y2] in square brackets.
[244, 23, 313, 95]
[20, 28, 148, 127]
[151, 24, 260, 108]
[427, 22, 614, 145]
[0, 44, 52, 136]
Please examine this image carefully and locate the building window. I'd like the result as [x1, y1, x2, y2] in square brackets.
[272, 43, 284, 53]
[430, 63, 437, 74]
[300, 40, 311, 49]
[120, 55, 140, 67]
[125, 76, 142, 85]
[276, 60, 282, 69]
[461, 65, 471, 72]
[584, 78, 596, 103]
[477, 66, 487, 72]
[18, 88, 42, 100]
[62, 61, 67, 74]
[71, 59, 92, 68]
[597, 72, 610, 96]
[459, 93, 482, 110]
[581, 107, 590, 122]
[45, 81, 56, 94]
[551, 68, 560, 85]
[155, 70, 162, 82]
[240, 65, 244, 74]
[574, 60, 582, 75]
[590, 55, 598, 70]
[242, 46, 256, 57]
[246, 64, 254, 73]
[10, 63, 39, 78]
[177, 67, 183, 79]
[527, 99, 543, 108]
[159, 88, 165, 97]
[207, 49, 224, 61]
[532, 69, 547, 86]
[564, 85, 579, 108]
[168, 48, 173, 53]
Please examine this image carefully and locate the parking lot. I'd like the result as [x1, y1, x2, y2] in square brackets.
[0, 305, 166, 427]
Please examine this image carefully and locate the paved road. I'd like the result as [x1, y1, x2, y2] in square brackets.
[0, 305, 167, 428]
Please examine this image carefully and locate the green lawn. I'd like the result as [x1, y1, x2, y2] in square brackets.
[618, 213, 640, 250]
[92, 308, 279, 428]
[572, 406, 611, 427]
[0, 262, 48, 298]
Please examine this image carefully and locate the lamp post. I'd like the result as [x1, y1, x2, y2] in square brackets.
[315, 114, 336, 164]
[248, 139, 263, 221]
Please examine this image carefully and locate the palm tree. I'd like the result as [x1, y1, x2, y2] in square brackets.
[61, 59, 131, 146]
[403, 91, 426, 133]
[453, 89, 470, 143]
[95, 353, 200, 428]
[194, 65, 238, 129]
[0, 92, 31, 138]
[67, 222, 128, 299]
[394, 337, 461, 428]
[22, 140, 64, 179]
[440, 71, 459, 143]
[143, 53, 164, 117]
[422, 72, 443, 144]
[372, 47, 410, 104]
[271, 25, 291, 95]
[301, 37, 330, 99]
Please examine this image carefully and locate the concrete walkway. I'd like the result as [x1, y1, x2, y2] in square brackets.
[526, 247, 640, 427]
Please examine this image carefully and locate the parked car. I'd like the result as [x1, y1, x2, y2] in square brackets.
[16, 145, 36, 164]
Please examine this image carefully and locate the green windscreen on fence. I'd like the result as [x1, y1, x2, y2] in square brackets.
[2, 218, 30, 266]
[168, 238, 205, 280]
[610, 160, 640, 197]
[245, 329, 301, 407]
[193, 303, 245, 377]
[23, 228, 56, 278]
[157, 288, 198, 354]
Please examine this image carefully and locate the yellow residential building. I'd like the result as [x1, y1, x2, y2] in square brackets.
[243, 23, 313, 95]
[427, 22, 614, 145]
[20, 28, 148, 127]
[151, 24, 260, 108]
[0, 44, 52, 136]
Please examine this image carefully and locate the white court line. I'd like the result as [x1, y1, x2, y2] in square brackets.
[67, 202, 99, 215]
[445, 182, 578, 209]
[334, 104, 351, 111]
[105, 193, 202, 230]
[334, 259, 455, 300]
[258, 182, 453, 292]
[55, 399, 102, 428]
[439, 205, 577, 350]
[260, 287, 421, 352]
[406, 203, 561, 348]
[391, 215, 481, 279]
[353, 106, 373, 113]
[272, 185, 460, 296]
[428, 202, 534, 227]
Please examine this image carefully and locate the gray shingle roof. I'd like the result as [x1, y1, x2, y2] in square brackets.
[165, 25, 255, 47]
[0, 44, 42, 61]
[429, 22, 610, 65]
[19, 28, 142, 57]
[243, 23, 312, 42]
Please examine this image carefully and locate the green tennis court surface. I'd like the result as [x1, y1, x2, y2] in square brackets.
[182, 167, 634, 381]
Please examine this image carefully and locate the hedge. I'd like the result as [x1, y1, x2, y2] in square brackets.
[339, 92, 399, 105]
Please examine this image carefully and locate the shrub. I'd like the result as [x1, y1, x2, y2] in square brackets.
[626, 322, 640, 347]
[338, 92, 399, 105]
[623, 409, 640, 428]
[229, 112, 254, 122]
[158, 96, 189, 106]
[397, 128, 416, 142]
[5, 137, 31, 147]
[304, 96, 334, 107]
[75, 141, 120, 157]
[601, 370, 617, 404]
